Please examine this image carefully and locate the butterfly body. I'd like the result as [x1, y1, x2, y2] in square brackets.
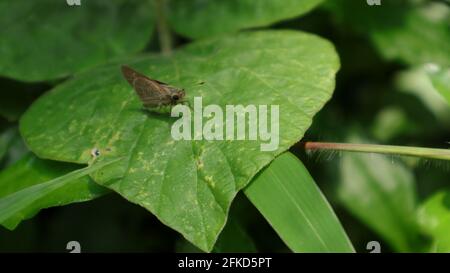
[121, 65, 185, 108]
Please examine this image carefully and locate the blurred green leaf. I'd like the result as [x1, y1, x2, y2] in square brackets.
[0, 126, 29, 167]
[2, 134, 28, 168]
[20, 31, 340, 251]
[326, 1, 450, 67]
[338, 145, 421, 252]
[0, 127, 17, 161]
[396, 66, 450, 125]
[245, 152, 354, 253]
[370, 106, 419, 142]
[0, 0, 154, 82]
[418, 190, 450, 252]
[0, 153, 109, 229]
[426, 66, 450, 106]
[169, 0, 324, 39]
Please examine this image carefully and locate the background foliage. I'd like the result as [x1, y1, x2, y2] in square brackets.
[0, 0, 449, 252]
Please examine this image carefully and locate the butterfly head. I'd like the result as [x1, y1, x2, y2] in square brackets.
[169, 88, 185, 103]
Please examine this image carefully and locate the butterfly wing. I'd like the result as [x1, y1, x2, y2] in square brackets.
[121, 65, 171, 107]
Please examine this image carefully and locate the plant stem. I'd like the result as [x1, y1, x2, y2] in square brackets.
[301, 141, 450, 161]
[155, 0, 172, 56]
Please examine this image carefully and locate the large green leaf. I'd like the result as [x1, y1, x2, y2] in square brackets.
[417, 190, 450, 252]
[0, 0, 154, 82]
[20, 31, 340, 251]
[326, 1, 450, 67]
[338, 149, 420, 252]
[169, 0, 324, 39]
[245, 152, 354, 253]
[0, 153, 109, 229]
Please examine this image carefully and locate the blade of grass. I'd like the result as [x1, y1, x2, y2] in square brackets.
[244, 152, 355, 253]
[0, 157, 122, 223]
[0, 153, 111, 229]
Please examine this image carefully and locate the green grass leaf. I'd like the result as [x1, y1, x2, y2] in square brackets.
[0, 0, 154, 82]
[169, 0, 324, 39]
[20, 30, 340, 251]
[418, 190, 450, 252]
[338, 150, 421, 252]
[245, 152, 354, 253]
[0, 153, 110, 229]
